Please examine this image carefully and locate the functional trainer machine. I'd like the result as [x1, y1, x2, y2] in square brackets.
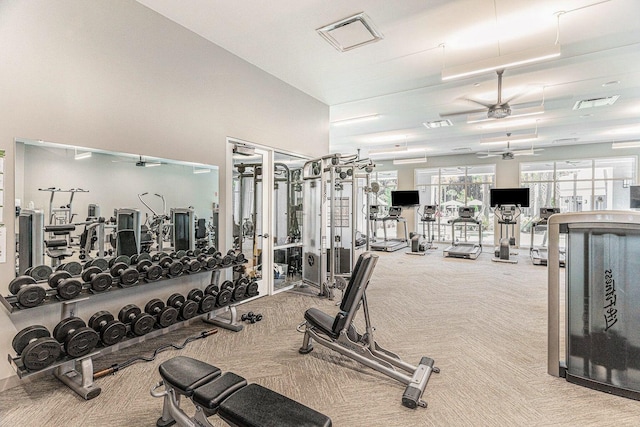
[407, 205, 437, 255]
[492, 205, 521, 264]
[298, 252, 439, 409]
[443, 206, 482, 260]
[548, 211, 640, 400]
[370, 206, 409, 252]
[530, 207, 562, 266]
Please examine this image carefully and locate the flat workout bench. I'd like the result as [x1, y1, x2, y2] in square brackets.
[151, 356, 331, 427]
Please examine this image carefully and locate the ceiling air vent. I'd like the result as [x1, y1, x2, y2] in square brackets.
[423, 119, 453, 129]
[573, 96, 619, 110]
[317, 13, 383, 52]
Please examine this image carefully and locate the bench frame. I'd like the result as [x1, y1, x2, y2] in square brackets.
[151, 379, 214, 427]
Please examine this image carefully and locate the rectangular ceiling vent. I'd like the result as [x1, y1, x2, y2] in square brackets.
[573, 95, 619, 110]
[423, 119, 453, 129]
[317, 12, 383, 52]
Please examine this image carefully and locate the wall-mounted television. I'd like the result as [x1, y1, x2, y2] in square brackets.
[490, 188, 530, 207]
[630, 185, 640, 209]
[391, 190, 420, 207]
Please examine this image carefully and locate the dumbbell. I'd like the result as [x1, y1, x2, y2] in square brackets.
[187, 289, 216, 313]
[150, 251, 168, 262]
[48, 271, 83, 300]
[8, 276, 47, 308]
[24, 264, 53, 281]
[166, 293, 199, 320]
[196, 253, 218, 270]
[82, 266, 113, 293]
[85, 257, 109, 272]
[130, 253, 151, 264]
[136, 259, 163, 282]
[12, 325, 61, 371]
[241, 312, 263, 324]
[88, 311, 127, 346]
[52, 317, 100, 358]
[231, 277, 249, 302]
[180, 256, 202, 274]
[118, 304, 156, 336]
[243, 277, 259, 298]
[55, 261, 83, 276]
[108, 255, 131, 267]
[144, 299, 179, 328]
[109, 261, 139, 287]
[158, 255, 184, 277]
[221, 251, 236, 267]
[204, 284, 232, 308]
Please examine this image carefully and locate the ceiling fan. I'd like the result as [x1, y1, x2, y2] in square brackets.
[111, 155, 164, 167]
[477, 141, 543, 160]
[440, 70, 541, 121]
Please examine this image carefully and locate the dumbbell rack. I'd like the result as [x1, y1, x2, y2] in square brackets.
[5, 265, 248, 400]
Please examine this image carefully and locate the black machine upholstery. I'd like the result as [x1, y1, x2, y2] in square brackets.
[193, 372, 247, 412]
[158, 356, 221, 396]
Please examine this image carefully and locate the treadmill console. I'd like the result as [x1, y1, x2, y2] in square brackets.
[540, 207, 560, 220]
[388, 206, 403, 218]
[423, 205, 436, 215]
[369, 205, 379, 214]
[458, 206, 474, 219]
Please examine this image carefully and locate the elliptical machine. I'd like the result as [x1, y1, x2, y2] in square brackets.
[407, 205, 437, 255]
[492, 204, 521, 264]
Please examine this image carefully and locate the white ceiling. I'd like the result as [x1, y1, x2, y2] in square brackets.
[137, 0, 640, 160]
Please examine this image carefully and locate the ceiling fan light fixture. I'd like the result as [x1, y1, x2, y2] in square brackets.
[442, 44, 561, 81]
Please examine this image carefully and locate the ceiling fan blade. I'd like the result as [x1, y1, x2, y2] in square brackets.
[440, 107, 487, 118]
[462, 97, 494, 108]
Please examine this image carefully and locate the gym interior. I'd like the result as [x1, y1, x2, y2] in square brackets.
[1, 1, 640, 426]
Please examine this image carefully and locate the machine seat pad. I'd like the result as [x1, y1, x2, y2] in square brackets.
[159, 356, 221, 396]
[304, 308, 359, 341]
[193, 372, 247, 411]
[218, 383, 332, 427]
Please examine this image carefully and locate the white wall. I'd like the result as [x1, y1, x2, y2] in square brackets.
[0, 0, 328, 386]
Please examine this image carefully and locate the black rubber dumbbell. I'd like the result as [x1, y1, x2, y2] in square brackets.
[110, 262, 139, 287]
[180, 256, 202, 274]
[130, 253, 151, 265]
[88, 311, 127, 346]
[9, 276, 47, 308]
[241, 312, 263, 324]
[231, 277, 249, 302]
[221, 251, 236, 267]
[136, 259, 163, 282]
[12, 325, 61, 371]
[150, 251, 168, 262]
[196, 253, 218, 270]
[55, 261, 83, 276]
[24, 264, 53, 281]
[204, 284, 232, 308]
[85, 257, 109, 272]
[48, 271, 83, 300]
[166, 293, 199, 320]
[108, 255, 131, 267]
[53, 317, 100, 358]
[82, 266, 113, 293]
[245, 277, 259, 298]
[144, 299, 179, 328]
[187, 289, 216, 313]
[158, 255, 184, 277]
[118, 304, 156, 336]
[234, 252, 247, 264]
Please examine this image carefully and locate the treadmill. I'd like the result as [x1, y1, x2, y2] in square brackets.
[443, 206, 482, 260]
[530, 207, 565, 266]
[370, 206, 409, 252]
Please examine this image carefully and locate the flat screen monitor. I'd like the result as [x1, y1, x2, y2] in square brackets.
[391, 190, 420, 207]
[631, 185, 640, 209]
[490, 188, 530, 207]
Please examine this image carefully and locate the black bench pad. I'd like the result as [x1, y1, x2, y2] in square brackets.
[159, 356, 221, 396]
[304, 308, 359, 342]
[193, 372, 247, 411]
[219, 383, 332, 427]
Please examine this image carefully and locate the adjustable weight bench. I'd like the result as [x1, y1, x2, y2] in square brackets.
[151, 356, 332, 427]
[298, 252, 439, 409]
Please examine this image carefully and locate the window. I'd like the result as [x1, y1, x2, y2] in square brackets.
[370, 170, 399, 237]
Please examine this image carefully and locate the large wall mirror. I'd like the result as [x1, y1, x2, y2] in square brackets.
[14, 138, 219, 278]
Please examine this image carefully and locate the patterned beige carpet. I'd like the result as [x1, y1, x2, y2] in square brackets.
[1, 249, 640, 426]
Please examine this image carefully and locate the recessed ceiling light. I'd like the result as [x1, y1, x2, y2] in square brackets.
[573, 95, 619, 110]
[317, 12, 383, 52]
[602, 80, 620, 87]
[423, 119, 452, 128]
[331, 114, 380, 126]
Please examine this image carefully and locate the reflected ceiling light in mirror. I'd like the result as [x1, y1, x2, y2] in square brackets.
[478, 117, 540, 130]
[144, 162, 161, 167]
[331, 114, 379, 126]
[393, 156, 427, 165]
[611, 141, 640, 149]
[366, 134, 410, 143]
[606, 125, 640, 135]
[74, 148, 92, 160]
[193, 167, 211, 174]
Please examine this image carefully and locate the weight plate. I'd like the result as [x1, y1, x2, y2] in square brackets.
[65, 327, 100, 358]
[199, 295, 215, 313]
[109, 262, 128, 277]
[17, 286, 46, 308]
[57, 278, 83, 300]
[91, 258, 109, 272]
[114, 255, 131, 266]
[119, 267, 139, 287]
[107, 257, 116, 268]
[12, 325, 50, 354]
[29, 265, 53, 282]
[222, 255, 234, 267]
[22, 338, 61, 371]
[101, 321, 127, 346]
[129, 254, 139, 264]
[82, 266, 102, 283]
[48, 270, 72, 288]
[180, 300, 198, 320]
[216, 289, 232, 307]
[88, 311, 114, 330]
[118, 304, 141, 324]
[204, 284, 219, 295]
[220, 280, 234, 291]
[167, 293, 185, 307]
[144, 298, 165, 314]
[132, 313, 155, 336]
[9, 275, 37, 295]
[53, 317, 86, 343]
[91, 272, 113, 292]
[232, 284, 247, 301]
[137, 253, 151, 263]
[175, 250, 187, 258]
[136, 259, 152, 270]
[62, 261, 83, 276]
[158, 306, 178, 328]
[146, 264, 163, 281]
[187, 289, 204, 301]
[168, 261, 183, 277]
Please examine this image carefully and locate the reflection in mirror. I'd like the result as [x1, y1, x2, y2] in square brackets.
[14, 138, 219, 278]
